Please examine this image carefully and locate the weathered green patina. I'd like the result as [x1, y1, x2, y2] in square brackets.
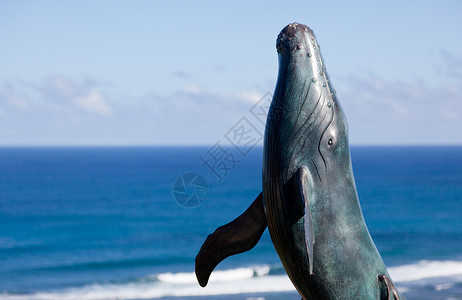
[196, 23, 404, 299]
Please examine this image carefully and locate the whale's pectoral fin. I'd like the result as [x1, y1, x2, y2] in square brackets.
[378, 274, 403, 300]
[195, 192, 267, 287]
[299, 166, 316, 275]
[285, 166, 315, 275]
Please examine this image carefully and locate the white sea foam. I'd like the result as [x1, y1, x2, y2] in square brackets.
[3, 260, 462, 300]
[389, 260, 462, 282]
[0, 275, 293, 300]
[0, 265, 289, 300]
[157, 265, 270, 284]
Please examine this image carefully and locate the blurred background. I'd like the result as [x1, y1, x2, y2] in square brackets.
[1, 1, 462, 300]
[1, 0, 462, 146]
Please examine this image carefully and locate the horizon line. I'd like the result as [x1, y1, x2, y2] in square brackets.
[0, 143, 461, 148]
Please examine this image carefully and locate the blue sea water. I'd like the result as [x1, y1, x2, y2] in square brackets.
[0, 146, 462, 299]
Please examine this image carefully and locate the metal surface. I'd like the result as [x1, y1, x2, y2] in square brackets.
[196, 23, 404, 299]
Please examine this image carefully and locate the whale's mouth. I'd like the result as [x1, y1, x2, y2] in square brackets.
[276, 22, 315, 54]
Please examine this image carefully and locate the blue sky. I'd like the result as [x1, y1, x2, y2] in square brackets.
[1, 1, 461, 145]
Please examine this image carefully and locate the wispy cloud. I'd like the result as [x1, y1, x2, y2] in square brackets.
[237, 91, 264, 104]
[171, 71, 191, 78]
[122, 84, 272, 145]
[73, 88, 111, 114]
[338, 69, 462, 144]
[438, 51, 462, 80]
[0, 76, 113, 115]
[40, 76, 113, 115]
[2, 50, 461, 146]
[0, 83, 31, 110]
[0, 75, 269, 145]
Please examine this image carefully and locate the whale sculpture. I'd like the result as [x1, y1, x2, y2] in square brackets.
[195, 23, 404, 299]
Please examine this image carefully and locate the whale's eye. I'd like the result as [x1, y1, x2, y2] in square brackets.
[328, 139, 333, 146]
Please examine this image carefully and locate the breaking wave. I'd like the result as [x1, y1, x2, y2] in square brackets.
[3, 260, 462, 299]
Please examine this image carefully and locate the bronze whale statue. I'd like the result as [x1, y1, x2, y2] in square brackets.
[195, 23, 404, 300]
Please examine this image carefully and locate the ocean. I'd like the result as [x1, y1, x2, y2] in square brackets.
[1, 146, 462, 299]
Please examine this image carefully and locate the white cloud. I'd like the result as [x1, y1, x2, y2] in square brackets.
[0, 76, 113, 116]
[0, 83, 31, 110]
[48, 76, 77, 97]
[341, 74, 462, 120]
[237, 91, 264, 104]
[132, 85, 272, 145]
[2, 50, 461, 146]
[0, 76, 274, 145]
[181, 85, 203, 94]
[73, 88, 111, 114]
[337, 71, 462, 144]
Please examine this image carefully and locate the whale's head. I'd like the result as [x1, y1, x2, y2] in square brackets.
[266, 23, 350, 181]
[276, 22, 315, 56]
